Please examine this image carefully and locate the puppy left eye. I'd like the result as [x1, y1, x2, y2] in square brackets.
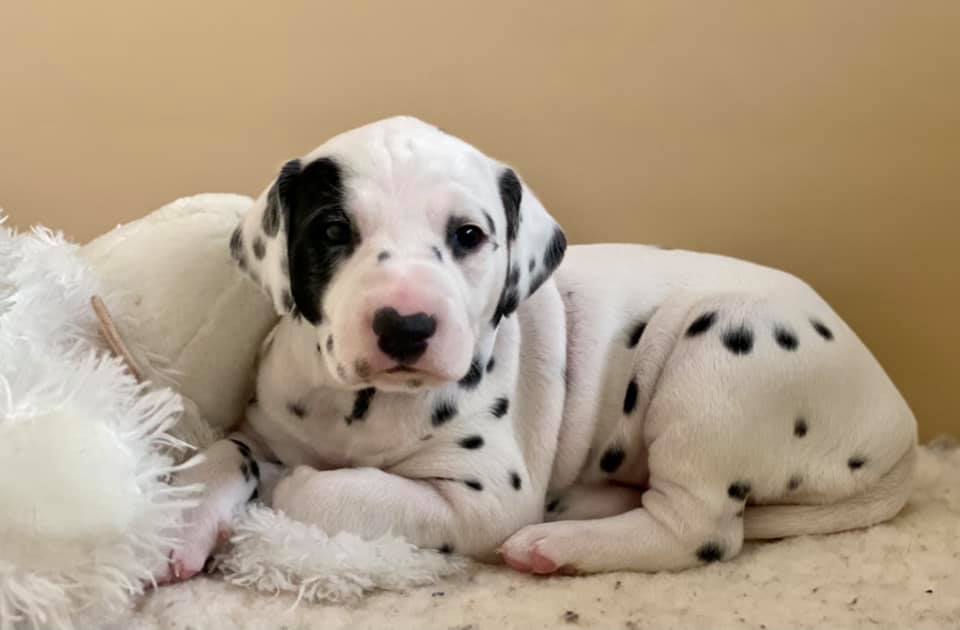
[454, 225, 486, 251]
[322, 221, 351, 245]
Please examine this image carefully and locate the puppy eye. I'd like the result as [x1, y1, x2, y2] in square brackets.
[454, 225, 486, 251]
[322, 221, 351, 245]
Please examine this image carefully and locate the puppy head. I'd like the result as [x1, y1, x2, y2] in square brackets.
[231, 116, 565, 392]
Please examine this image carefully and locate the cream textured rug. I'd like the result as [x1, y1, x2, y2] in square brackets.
[118, 441, 959, 630]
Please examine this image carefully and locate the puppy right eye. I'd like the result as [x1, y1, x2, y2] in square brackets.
[454, 224, 486, 251]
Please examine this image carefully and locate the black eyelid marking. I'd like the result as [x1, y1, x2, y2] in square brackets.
[483, 210, 497, 236]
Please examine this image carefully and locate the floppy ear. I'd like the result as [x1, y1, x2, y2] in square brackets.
[491, 167, 567, 327]
[229, 159, 302, 317]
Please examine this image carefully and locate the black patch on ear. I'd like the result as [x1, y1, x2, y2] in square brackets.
[499, 169, 522, 242]
[282, 157, 358, 325]
[542, 226, 567, 273]
[229, 227, 243, 261]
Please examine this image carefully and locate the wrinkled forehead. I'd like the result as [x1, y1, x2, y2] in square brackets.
[303, 118, 500, 219]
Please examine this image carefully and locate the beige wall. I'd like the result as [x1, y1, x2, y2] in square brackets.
[1, 2, 957, 440]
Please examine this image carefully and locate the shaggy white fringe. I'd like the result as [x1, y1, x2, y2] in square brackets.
[217, 505, 468, 606]
[0, 214, 196, 630]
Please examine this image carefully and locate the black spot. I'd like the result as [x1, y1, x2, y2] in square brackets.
[492, 284, 521, 327]
[722, 326, 754, 355]
[528, 258, 536, 273]
[345, 388, 376, 425]
[486, 356, 496, 373]
[249, 487, 259, 503]
[499, 169, 523, 242]
[696, 542, 724, 563]
[464, 479, 484, 491]
[459, 435, 484, 450]
[546, 499, 561, 513]
[623, 378, 639, 415]
[458, 357, 484, 390]
[528, 270, 550, 297]
[735, 508, 744, 518]
[848, 456, 866, 470]
[229, 438, 251, 458]
[252, 236, 266, 260]
[240, 461, 250, 483]
[542, 225, 567, 275]
[439, 544, 454, 554]
[282, 157, 358, 325]
[377, 250, 390, 262]
[811, 319, 834, 341]
[787, 474, 803, 491]
[794, 417, 808, 438]
[490, 397, 509, 418]
[229, 228, 243, 261]
[354, 359, 371, 380]
[432, 400, 458, 426]
[627, 321, 647, 348]
[287, 401, 307, 418]
[510, 471, 522, 490]
[727, 481, 751, 501]
[248, 459, 260, 480]
[774, 326, 798, 351]
[600, 446, 625, 474]
[326, 335, 334, 353]
[431, 245, 443, 262]
[336, 364, 347, 380]
[686, 311, 717, 336]
[281, 290, 295, 313]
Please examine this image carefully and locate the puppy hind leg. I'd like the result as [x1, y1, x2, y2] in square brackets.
[502, 479, 743, 574]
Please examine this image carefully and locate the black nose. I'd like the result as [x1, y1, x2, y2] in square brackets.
[372, 307, 437, 363]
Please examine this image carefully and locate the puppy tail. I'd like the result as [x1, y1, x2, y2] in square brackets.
[743, 444, 917, 539]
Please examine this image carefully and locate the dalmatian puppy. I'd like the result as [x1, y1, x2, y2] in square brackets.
[161, 116, 916, 581]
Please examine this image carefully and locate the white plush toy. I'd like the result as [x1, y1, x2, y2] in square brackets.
[0, 195, 463, 630]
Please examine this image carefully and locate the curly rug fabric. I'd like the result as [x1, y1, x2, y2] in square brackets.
[113, 441, 958, 630]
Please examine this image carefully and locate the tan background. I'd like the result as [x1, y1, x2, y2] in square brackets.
[1, 2, 956, 440]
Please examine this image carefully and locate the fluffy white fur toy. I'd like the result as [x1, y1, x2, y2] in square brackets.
[0, 217, 192, 629]
[0, 195, 465, 629]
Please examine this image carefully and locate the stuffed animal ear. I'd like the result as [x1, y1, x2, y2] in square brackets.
[491, 167, 567, 326]
[230, 159, 302, 316]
